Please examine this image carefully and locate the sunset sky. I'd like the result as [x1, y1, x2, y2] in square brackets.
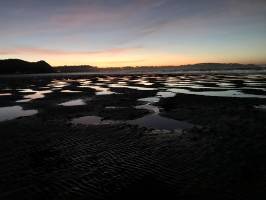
[0, 0, 266, 67]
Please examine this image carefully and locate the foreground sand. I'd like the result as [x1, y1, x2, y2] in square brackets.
[0, 74, 266, 199]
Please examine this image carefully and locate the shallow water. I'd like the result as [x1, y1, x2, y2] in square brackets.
[1, 73, 266, 124]
[128, 113, 193, 130]
[72, 91, 193, 131]
[157, 91, 176, 98]
[85, 85, 115, 95]
[129, 96, 193, 130]
[48, 80, 69, 88]
[105, 106, 127, 109]
[0, 93, 12, 96]
[17, 89, 52, 102]
[109, 84, 157, 91]
[61, 90, 82, 93]
[23, 90, 52, 100]
[59, 99, 86, 106]
[9, 74, 262, 99]
[168, 88, 266, 98]
[138, 97, 160, 103]
[254, 105, 266, 110]
[0, 106, 37, 122]
[72, 116, 119, 126]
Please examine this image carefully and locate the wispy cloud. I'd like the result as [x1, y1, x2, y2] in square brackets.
[96, 59, 146, 65]
[0, 47, 141, 56]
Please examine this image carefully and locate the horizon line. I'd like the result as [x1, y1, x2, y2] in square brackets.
[1, 58, 265, 68]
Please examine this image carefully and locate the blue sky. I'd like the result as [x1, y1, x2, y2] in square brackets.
[0, 0, 266, 66]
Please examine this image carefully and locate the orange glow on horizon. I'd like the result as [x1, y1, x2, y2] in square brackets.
[1, 47, 265, 67]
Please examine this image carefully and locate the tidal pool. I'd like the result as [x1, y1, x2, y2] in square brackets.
[108, 84, 157, 91]
[168, 88, 266, 98]
[0, 106, 38, 122]
[72, 94, 193, 131]
[59, 99, 86, 106]
[254, 105, 266, 110]
[129, 101, 193, 131]
[17, 89, 52, 102]
[72, 116, 119, 126]
[61, 90, 82, 93]
[128, 113, 193, 130]
[0, 93, 12, 96]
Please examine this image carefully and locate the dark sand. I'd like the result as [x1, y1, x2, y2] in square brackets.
[0, 74, 266, 199]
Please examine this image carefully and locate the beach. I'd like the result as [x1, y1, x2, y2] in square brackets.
[0, 73, 266, 199]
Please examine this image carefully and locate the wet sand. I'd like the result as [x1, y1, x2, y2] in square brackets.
[0, 74, 266, 199]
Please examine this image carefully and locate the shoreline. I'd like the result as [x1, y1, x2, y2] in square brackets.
[1, 69, 266, 78]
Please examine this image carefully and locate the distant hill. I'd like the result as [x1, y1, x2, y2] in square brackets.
[0, 59, 55, 74]
[55, 63, 266, 73]
[176, 63, 264, 71]
[56, 65, 96, 73]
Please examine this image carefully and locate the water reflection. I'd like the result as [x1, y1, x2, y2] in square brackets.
[128, 96, 193, 130]
[23, 90, 52, 100]
[0, 106, 37, 122]
[254, 105, 266, 110]
[1, 74, 266, 126]
[0, 93, 12, 96]
[61, 90, 82, 93]
[157, 91, 176, 98]
[17, 89, 52, 102]
[128, 113, 192, 130]
[72, 93, 193, 131]
[138, 97, 160, 103]
[59, 99, 86, 106]
[72, 116, 119, 126]
[109, 84, 157, 91]
[169, 88, 266, 98]
[86, 85, 115, 95]
[48, 80, 69, 88]
[105, 106, 127, 109]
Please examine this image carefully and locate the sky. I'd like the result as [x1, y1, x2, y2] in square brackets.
[0, 0, 266, 67]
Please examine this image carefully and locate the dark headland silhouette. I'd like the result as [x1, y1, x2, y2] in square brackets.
[0, 59, 265, 74]
[0, 59, 54, 74]
[56, 63, 266, 73]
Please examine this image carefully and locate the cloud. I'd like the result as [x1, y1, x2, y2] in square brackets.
[0, 47, 141, 56]
[96, 59, 146, 65]
[47, 0, 172, 32]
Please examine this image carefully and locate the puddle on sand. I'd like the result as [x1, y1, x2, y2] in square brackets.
[157, 91, 176, 98]
[48, 80, 69, 88]
[23, 90, 52, 100]
[138, 97, 160, 103]
[0, 93, 12, 96]
[61, 90, 82, 93]
[17, 89, 52, 102]
[128, 113, 193, 130]
[16, 99, 32, 103]
[254, 105, 266, 110]
[0, 106, 38, 122]
[79, 85, 114, 95]
[105, 106, 127, 109]
[109, 84, 157, 91]
[18, 89, 35, 93]
[71, 96, 193, 131]
[169, 88, 266, 98]
[69, 74, 266, 131]
[96, 91, 114, 95]
[59, 99, 86, 106]
[72, 116, 119, 126]
[136, 104, 159, 113]
[129, 103, 193, 130]
[138, 80, 153, 86]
